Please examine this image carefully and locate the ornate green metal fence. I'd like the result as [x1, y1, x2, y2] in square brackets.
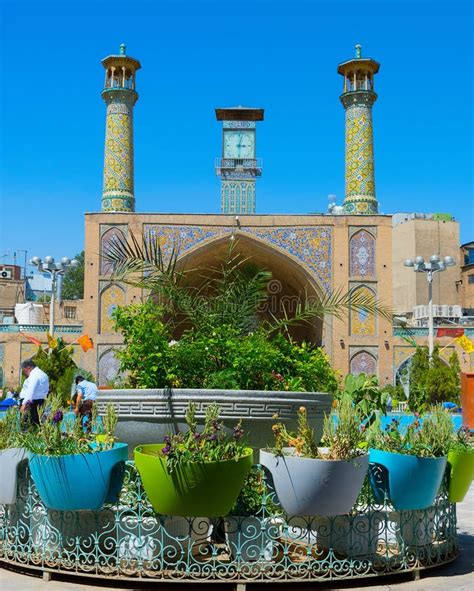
[0, 461, 458, 584]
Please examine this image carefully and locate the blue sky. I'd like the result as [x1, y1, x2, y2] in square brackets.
[0, 0, 472, 267]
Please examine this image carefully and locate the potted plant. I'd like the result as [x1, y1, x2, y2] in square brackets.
[259, 396, 368, 517]
[21, 398, 128, 511]
[224, 466, 282, 562]
[134, 402, 253, 517]
[0, 407, 26, 505]
[367, 406, 452, 511]
[447, 426, 474, 502]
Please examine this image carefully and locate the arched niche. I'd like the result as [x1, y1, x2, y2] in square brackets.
[99, 283, 125, 334]
[98, 349, 120, 386]
[173, 233, 327, 346]
[350, 350, 377, 376]
[101, 227, 126, 275]
[349, 229, 375, 278]
[350, 284, 376, 336]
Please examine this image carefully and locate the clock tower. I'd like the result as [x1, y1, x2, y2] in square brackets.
[215, 106, 264, 214]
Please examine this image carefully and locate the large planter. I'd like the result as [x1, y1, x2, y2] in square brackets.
[134, 444, 253, 517]
[0, 448, 26, 504]
[259, 449, 368, 517]
[97, 389, 332, 457]
[368, 449, 447, 511]
[28, 443, 128, 511]
[448, 449, 474, 503]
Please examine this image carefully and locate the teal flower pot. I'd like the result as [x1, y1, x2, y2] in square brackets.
[369, 449, 447, 510]
[29, 443, 128, 511]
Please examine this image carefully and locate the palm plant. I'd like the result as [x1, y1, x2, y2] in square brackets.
[103, 231, 391, 337]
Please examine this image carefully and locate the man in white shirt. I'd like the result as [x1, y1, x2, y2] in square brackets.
[74, 376, 98, 431]
[19, 359, 49, 425]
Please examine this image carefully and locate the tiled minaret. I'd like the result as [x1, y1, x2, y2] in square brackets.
[101, 44, 141, 212]
[338, 45, 380, 214]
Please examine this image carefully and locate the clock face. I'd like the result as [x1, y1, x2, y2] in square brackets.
[224, 131, 255, 158]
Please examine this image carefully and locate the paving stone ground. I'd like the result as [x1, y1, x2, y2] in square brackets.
[1, 484, 473, 591]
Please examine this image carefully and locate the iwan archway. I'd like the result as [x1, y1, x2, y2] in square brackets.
[171, 232, 329, 347]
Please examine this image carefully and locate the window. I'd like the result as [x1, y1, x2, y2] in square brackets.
[64, 306, 77, 319]
[468, 275, 474, 284]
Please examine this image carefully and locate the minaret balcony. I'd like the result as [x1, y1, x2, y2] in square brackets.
[103, 77, 136, 91]
[215, 158, 262, 176]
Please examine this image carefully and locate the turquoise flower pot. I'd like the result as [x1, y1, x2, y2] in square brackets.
[29, 443, 128, 511]
[368, 449, 447, 511]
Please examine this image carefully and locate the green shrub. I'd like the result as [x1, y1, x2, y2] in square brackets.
[408, 346, 461, 412]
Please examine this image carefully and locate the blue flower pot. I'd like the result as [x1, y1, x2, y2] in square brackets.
[368, 449, 447, 511]
[29, 443, 128, 511]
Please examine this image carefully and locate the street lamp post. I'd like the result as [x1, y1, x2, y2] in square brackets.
[29, 256, 80, 345]
[403, 254, 456, 358]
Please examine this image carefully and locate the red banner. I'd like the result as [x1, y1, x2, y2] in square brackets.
[437, 327, 464, 338]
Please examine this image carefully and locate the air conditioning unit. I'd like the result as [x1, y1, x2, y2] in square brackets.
[447, 305, 462, 318]
[413, 305, 427, 319]
[0, 269, 12, 280]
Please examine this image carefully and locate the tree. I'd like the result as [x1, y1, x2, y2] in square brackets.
[408, 345, 461, 412]
[32, 338, 77, 405]
[62, 251, 84, 300]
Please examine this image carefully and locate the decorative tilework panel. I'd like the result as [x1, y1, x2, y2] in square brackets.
[101, 227, 126, 275]
[103, 112, 133, 193]
[350, 351, 377, 376]
[394, 347, 416, 372]
[100, 285, 125, 334]
[221, 181, 255, 214]
[98, 348, 120, 386]
[144, 225, 333, 292]
[350, 230, 375, 277]
[345, 105, 375, 199]
[350, 285, 376, 336]
[102, 95, 135, 212]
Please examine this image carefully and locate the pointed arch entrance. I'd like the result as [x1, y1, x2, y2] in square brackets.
[173, 232, 329, 346]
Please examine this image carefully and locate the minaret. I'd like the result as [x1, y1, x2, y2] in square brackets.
[215, 107, 263, 214]
[101, 44, 141, 212]
[337, 45, 380, 214]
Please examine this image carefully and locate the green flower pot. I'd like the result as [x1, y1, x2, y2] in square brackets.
[448, 449, 474, 503]
[134, 444, 253, 517]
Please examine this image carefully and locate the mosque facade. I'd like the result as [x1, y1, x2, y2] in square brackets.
[1, 44, 466, 389]
[81, 44, 399, 385]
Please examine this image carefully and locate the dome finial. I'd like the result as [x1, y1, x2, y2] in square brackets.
[355, 44, 362, 58]
[119, 43, 126, 56]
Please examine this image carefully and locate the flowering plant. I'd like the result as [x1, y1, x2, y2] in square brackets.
[159, 402, 249, 473]
[19, 395, 118, 456]
[449, 426, 474, 454]
[270, 395, 364, 461]
[366, 405, 453, 458]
